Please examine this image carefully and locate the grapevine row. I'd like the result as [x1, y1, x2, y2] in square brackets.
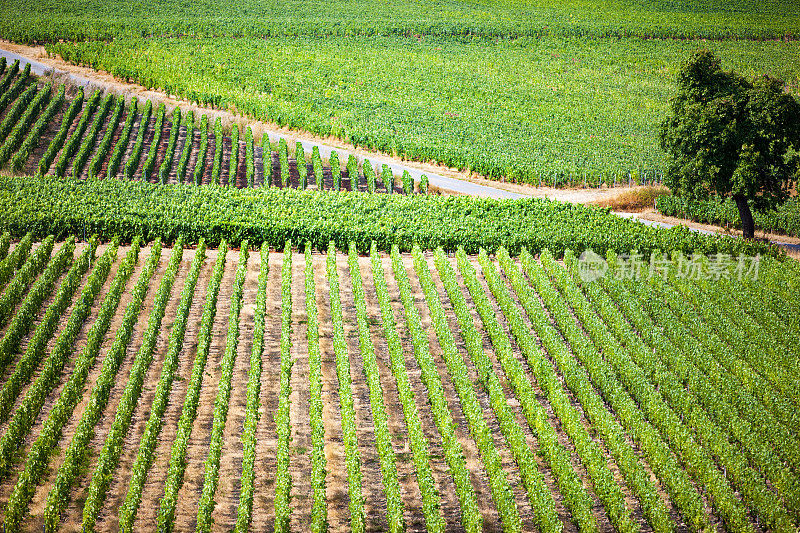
[141, 103, 165, 181]
[196, 242, 249, 532]
[70, 92, 114, 178]
[305, 244, 328, 532]
[370, 244, 445, 533]
[158, 107, 181, 183]
[389, 244, 482, 532]
[117, 240, 206, 531]
[124, 99, 152, 179]
[193, 114, 209, 185]
[431, 248, 571, 533]
[0, 239, 95, 422]
[452, 249, 600, 533]
[2, 240, 139, 531]
[53, 89, 101, 177]
[157, 240, 227, 533]
[106, 96, 137, 178]
[9, 83, 64, 172]
[411, 245, 526, 533]
[325, 242, 365, 533]
[273, 240, 293, 532]
[36, 88, 84, 175]
[520, 249, 752, 532]
[234, 243, 269, 532]
[346, 242, 405, 533]
[228, 124, 239, 186]
[87, 94, 124, 178]
[42, 239, 163, 531]
[176, 109, 194, 183]
[0, 63, 30, 116]
[211, 117, 223, 184]
[78, 238, 184, 531]
[466, 249, 639, 533]
[0, 236, 67, 373]
[0, 233, 31, 291]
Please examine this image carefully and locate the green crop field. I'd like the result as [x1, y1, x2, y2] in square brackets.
[0, 235, 796, 532]
[0, 1, 798, 531]
[2, 0, 798, 184]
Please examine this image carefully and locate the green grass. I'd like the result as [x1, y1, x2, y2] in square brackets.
[48, 36, 800, 184]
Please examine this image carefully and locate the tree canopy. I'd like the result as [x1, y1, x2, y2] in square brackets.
[660, 49, 800, 239]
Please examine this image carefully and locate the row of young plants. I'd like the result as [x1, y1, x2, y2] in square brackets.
[273, 240, 293, 533]
[117, 240, 207, 531]
[87, 94, 124, 178]
[0, 234, 55, 330]
[2, 241, 139, 531]
[0, 174, 778, 258]
[79, 238, 186, 532]
[41, 239, 162, 531]
[53, 89, 102, 177]
[304, 244, 328, 532]
[159, 107, 181, 183]
[234, 243, 269, 532]
[9, 83, 64, 172]
[370, 245, 445, 533]
[454, 250, 607, 532]
[431, 248, 575, 533]
[346, 242, 405, 533]
[158, 241, 227, 533]
[0, 239, 95, 423]
[388, 245, 482, 532]
[0, 235, 66, 373]
[325, 243, 366, 533]
[196, 243, 249, 531]
[570, 254, 800, 522]
[70, 92, 114, 178]
[520, 249, 756, 532]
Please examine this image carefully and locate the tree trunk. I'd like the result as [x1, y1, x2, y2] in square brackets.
[733, 194, 755, 239]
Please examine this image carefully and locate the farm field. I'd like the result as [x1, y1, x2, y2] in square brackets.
[0, 236, 797, 532]
[45, 35, 800, 186]
[0, 61, 426, 194]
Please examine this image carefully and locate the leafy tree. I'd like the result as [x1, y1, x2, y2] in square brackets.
[660, 49, 800, 239]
